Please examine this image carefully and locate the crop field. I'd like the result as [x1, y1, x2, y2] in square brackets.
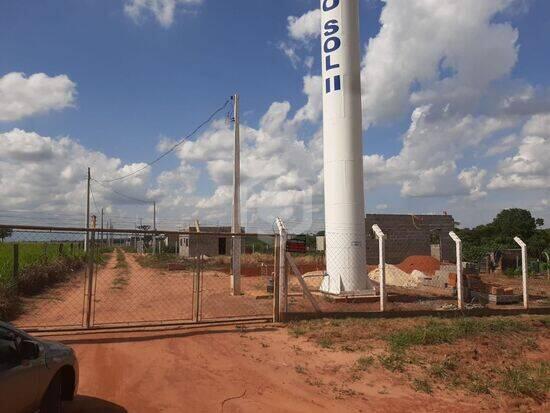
[0, 241, 86, 281]
[0, 241, 88, 320]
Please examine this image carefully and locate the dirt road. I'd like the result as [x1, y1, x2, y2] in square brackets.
[52, 324, 492, 413]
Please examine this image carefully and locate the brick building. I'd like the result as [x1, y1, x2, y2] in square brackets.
[365, 214, 456, 264]
[178, 226, 245, 258]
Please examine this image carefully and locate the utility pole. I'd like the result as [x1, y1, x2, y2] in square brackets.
[100, 208, 104, 247]
[231, 93, 241, 295]
[153, 201, 157, 255]
[85, 167, 91, 252]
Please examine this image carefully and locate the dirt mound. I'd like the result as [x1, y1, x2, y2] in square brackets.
[397, 255, 440, 276]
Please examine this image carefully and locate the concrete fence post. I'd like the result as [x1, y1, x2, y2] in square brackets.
[514, 237, 528, 309]
[449, 232, 464, 310]
[372, 225, 386, 312]
[276, 218, 288, 320]
[543, 252, 550, 281]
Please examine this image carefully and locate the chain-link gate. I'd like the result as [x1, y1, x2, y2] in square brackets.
[1, 225, 276, 332]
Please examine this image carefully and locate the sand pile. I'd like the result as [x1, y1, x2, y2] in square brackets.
[368, 265, 424, 288]
[397, 256, 441, 275]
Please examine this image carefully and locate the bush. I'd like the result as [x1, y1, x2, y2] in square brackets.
[17, 257, 85, 296]
[0, 278, 20, 320]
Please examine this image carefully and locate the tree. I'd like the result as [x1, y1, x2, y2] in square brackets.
[536, 218, 545, 227]
[0, 228, 13, 242]
[491, 208, 537, 241]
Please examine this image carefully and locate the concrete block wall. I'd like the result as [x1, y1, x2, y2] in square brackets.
[365, 214, 456, 265]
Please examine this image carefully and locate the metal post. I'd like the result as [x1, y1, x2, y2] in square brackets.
[449, 232, 464, 310]
[372, 225, 386, 312]
[231, 93, 242, 295]
[84, 232, 95, 328]
[13, 244, 19, 280]
[85, 167, 90, 252]
[514, 237, 528, 309]
[193, 254, 201, 322]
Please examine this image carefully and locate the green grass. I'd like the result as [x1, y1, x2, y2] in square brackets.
[0, 241, 87, 320]
[0, 242, 85, 281]
[378, 352, 405, 372]
[499, 362, 550, 401]
[386, 318, 530, 352]
[429, 357, 458, 379]
[114, 249, 128, 269]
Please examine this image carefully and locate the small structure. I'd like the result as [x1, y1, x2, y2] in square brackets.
[178, 226, 244, 258]
[365, 214, 456, 264]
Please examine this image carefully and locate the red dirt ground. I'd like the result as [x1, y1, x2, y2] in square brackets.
[45, 324, 528, 413]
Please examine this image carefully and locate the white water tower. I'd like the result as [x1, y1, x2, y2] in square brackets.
[319, 0, 373, 295]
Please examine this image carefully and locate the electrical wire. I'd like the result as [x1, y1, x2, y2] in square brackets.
[99, 98, 232, 184]
[92, 178, 153, 205]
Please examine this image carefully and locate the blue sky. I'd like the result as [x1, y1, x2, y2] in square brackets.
[0, 0, 549, 231]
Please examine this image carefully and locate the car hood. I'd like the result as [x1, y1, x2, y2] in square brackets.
[39, 338, 75, 359]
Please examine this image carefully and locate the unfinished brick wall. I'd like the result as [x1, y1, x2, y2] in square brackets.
[365, 214, 456, 265]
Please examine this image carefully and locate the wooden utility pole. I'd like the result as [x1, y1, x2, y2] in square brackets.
[231, 93, 241, 296]
[85, 167, 91, 252]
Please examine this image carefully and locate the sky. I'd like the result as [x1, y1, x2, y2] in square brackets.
[0, 0, 549, 233]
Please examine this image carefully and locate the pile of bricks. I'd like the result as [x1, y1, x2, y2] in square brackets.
[465, 274, 514, 295]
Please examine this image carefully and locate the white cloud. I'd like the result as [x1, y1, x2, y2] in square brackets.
[488, 135, 550, 190]
[124, 0, 202, 28]
[0, 129, 151, 220]
[361, 0, 518, 125]
[280, 9, 320, 70]
[287, 9, 321, 42]
[0, 72, 76, 122]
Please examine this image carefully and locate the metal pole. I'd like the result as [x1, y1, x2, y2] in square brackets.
[231, 93, 241, 295]
[450, 232, 464, 310]
[373, 225, 386, 312]
[514, 237, 528, 310]
[85, 167, 90, 252]
[85, 231, 95, 328]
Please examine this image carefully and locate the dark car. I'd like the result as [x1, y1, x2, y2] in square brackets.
[0, 322, 78, 413]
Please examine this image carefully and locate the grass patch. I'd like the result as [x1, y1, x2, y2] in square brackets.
[318, 335, 334, 349]
[429, 356, 458, 379]
[378, 352, 405, 372]
[412, 378, 433, 394]
[465, 373, 491, 395]
[412, 379, 433, 394]
[499, 362, 549, 401]
[114, 249, 128, 269]
[386, 317, 530, 352]
[354, 356, 374, 371]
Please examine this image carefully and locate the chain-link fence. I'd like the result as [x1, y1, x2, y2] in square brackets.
[281, 226, 549, 317]
[0, 228, 89, 329]
[0, 225, 277, 331]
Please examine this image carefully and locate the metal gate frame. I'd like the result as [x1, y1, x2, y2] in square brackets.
[3, 225, 276, 334]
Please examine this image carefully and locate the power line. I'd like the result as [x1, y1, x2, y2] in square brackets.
[99, 97, 232, 184]
[92, 178, 153, 205]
